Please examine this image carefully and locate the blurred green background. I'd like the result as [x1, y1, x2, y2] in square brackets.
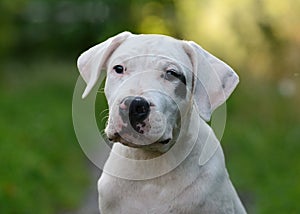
[0, 0, 299, 213]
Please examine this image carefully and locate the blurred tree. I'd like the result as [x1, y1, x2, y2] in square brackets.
[0, 0, 28, 57]
[2, 0, 298, 82]
[174, 0, 300, 82]
[0, 0, 181, 60]
[1, 0, 139, 59]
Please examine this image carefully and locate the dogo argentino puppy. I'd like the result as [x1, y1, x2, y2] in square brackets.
[77, 31, 247, 213]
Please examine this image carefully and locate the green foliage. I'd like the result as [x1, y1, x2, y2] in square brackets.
[223, 73, 300, 213]
[0, 60, 89, 213]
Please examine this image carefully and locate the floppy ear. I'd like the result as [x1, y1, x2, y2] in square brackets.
[184, 41, 239, 121]
[77, 31, 132, 98]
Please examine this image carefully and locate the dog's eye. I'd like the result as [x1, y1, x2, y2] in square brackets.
[113, 65, 125, 74]
[165, 69, 182, 81]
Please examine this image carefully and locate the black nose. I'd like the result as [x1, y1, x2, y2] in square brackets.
[119, 96, 150, 132]
[129, 96, 150, 123]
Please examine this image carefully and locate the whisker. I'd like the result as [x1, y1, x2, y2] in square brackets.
[101, 115, 109, 124]
[100, 129, 106, 137]
[97, 88, 105, 94]
[99, 109, 109, 122]
[99, 108, 109, 116]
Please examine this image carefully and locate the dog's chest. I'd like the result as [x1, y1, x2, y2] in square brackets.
[98, 171, 202, 214]
[99, 175, 171, 211]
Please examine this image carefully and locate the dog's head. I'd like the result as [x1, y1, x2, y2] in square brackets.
[77, 32, 238, 152]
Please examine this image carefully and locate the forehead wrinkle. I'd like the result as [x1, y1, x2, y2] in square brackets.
[109, 54, 192, 70]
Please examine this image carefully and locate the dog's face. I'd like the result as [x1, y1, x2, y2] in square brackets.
[104, 36, 194, 150]
[77, 32, 239, 153]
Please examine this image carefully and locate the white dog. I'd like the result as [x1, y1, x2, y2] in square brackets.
[77, 32, 247, 213]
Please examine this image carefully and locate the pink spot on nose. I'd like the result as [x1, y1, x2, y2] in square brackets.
[119, 102, 127, 110]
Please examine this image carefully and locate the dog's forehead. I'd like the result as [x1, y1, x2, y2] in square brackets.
[109, 35, 192, 69]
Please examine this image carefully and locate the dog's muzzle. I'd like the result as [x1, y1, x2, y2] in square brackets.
[119, 96, 151, 134]
[106, 94, 172, 149]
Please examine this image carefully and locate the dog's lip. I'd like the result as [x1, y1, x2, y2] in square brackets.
[108, 133, 143, 148]
[159, 138, 171, 144]
[108, 133, 171, 148]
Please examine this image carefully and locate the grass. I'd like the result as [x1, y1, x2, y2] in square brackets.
[0, 59, 89, 214]
[222, 74, 300, 213]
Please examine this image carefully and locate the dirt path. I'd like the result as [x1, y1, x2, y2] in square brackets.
[61, 163, 101, 214]
[76, 163, 100, 214]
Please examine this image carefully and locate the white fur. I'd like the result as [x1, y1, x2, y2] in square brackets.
[77, 32, 246, 213]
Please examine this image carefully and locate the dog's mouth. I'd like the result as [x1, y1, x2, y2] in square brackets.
[108, 132, 171, 148]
